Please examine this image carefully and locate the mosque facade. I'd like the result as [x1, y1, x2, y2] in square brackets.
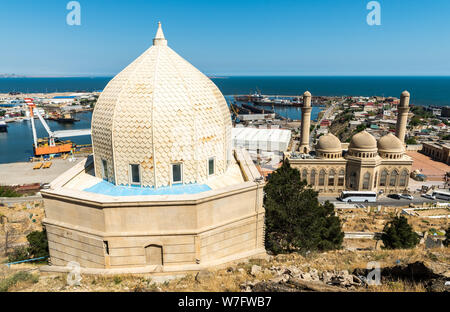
[288, 91, 413, 196]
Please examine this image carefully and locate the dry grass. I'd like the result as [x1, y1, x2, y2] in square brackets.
[1, 248, 448, 292]
[338, 207, 448, 235]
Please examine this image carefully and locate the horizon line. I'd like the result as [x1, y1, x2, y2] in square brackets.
[2, 74, 450, 78]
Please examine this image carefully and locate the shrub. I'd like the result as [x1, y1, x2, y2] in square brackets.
[264, 160, 344, 254]
[0, 271, 39, 292]
[26, 229, 49, 259]
[7, 246, 29, 263]
[381, 216, 420, 249]
[0, 185, 21, 197]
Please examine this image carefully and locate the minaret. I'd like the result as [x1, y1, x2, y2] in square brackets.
[299, 91, 312, 154]
[395, 90, 410, 143]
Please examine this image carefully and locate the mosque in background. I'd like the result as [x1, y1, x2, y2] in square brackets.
[288, 91, 413, 196]
[40, 23, 265, 273]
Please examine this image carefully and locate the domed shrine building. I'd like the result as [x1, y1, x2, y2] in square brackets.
[40, 23, 265, 273]
[288, 91, 413, 196]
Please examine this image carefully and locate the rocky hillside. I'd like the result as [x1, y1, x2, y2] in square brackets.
[1, 248, 448, 292]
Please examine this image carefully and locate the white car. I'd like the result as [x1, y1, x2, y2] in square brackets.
[400, 194, 414, 200]
[421, 193, 436, 200]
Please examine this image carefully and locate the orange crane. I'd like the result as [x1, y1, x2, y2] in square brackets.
[25, 98, 74, 156]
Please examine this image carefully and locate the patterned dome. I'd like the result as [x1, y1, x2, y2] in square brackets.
[316, 133, 341, 153]
[91, 22, 232, 188]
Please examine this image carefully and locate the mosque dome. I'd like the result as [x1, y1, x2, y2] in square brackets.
[315, 133, 342, 159]
[316, 133, 341, 153]
[91, 22, 232, 188]
[348, 130, 378, 158]
[377, 133, 405, 159]
[377, 133, 404, 153]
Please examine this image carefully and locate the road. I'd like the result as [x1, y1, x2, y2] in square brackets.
[310, 103, 337, 144]
[319, 195, 443, 207]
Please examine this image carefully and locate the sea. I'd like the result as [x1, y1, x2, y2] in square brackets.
[1, 76, 449, 164]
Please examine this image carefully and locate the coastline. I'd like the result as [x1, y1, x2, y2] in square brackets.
[1, 76, 450, 106]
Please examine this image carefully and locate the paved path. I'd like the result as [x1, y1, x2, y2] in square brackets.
[0, 157, 85, 185]
[0, 195, 42, 204]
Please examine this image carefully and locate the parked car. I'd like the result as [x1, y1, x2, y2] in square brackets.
[400, 194, 414, 200]
[388, 194, 402, 200]
[421, 193, 436, 200]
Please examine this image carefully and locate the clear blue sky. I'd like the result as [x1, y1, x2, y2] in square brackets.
[1, 0, 449, 76]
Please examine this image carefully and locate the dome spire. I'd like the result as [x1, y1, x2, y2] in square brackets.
[153, 21, 167, 46]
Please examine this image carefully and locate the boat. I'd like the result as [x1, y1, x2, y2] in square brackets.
[46, 112, 80, 123]
[57, 113, 80, 123]
[0, 120, 7, 132]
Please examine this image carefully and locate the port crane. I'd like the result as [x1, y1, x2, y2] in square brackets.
[25, 98, 91, 156]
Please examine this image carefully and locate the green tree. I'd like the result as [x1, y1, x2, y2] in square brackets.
[406, 137, 417, 145]
[409, 116, 423, 127]
[355, 124, 367, 133]
[264, 160, 344, 254]
[381, 216, 420, 249]
[26, 229, 49, 259]
[0, 186, 21, 197]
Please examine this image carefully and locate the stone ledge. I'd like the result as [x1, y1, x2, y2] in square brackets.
[39, 248, 267, 275]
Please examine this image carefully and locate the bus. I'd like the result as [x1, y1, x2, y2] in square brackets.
[431, 190, 450, 201]
[339, 191, 377, 203]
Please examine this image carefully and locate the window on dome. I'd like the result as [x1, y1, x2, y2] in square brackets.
[172, 163, 183, 184]
[130, 164, 141, 185]
[208, 157, 215, 176]
[101, 159, 108, 181]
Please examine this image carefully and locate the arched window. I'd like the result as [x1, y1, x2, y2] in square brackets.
[362, 172, 370, 190]
[319, 169, 326, 186]
[338, 169, 345, 186]
[310, 169, 316, 185]
[399, 170, 408, 186]
[349, 172, 357, 189]
[328, 169, 335, 186]
[390, 170, 399, 186]
[380, 170, 388, 186]
[374, 172, 378, 188]
[302, 169, 308, 183]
